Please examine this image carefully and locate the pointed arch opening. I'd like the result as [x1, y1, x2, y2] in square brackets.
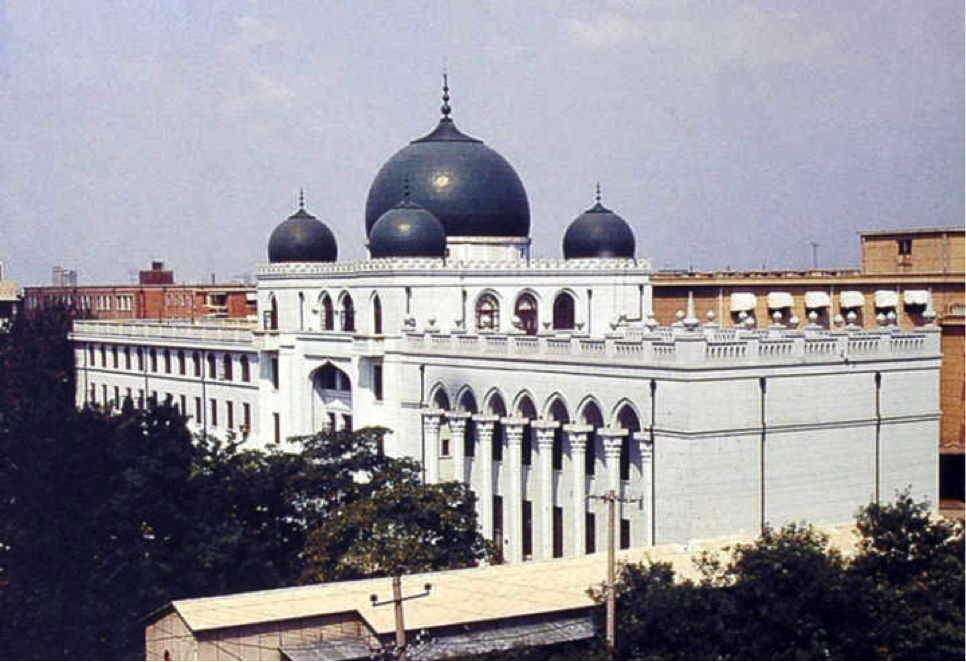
[515, 393, 537, 467]
[547, 397, 569, 471]
[340, 292, 355, 332]
[458, 388, 479, 458]
[553, 291, 576, 330]
[320, 293, 334, 331]
[372, 293, 383, 335]
[475, 292, 500, 333]
[580, 399, 604, 475]
[312, 363, 352, 433]
[514, 292, 538, 335]
[616, 403, 641, 481]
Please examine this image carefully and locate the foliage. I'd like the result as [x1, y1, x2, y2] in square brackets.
[0, 308, 489, 659]
[597, 494, 964, 661]
[294, 427, 493, 582]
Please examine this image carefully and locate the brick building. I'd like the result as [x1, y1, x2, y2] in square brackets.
[23, 261, 256, 321]
[652, 227, 964, 501]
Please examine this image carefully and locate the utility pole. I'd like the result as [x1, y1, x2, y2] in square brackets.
[370, 577, 432, 660]
[587, 489, 642, 658]
[810, 241, 820, 269]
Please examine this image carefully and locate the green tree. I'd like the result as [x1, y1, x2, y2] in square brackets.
[294, 427, 492, 582]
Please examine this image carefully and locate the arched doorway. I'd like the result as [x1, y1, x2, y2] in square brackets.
[312, 363, 352, 433]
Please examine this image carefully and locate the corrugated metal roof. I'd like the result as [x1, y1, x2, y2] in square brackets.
[170, 523, 859, 636]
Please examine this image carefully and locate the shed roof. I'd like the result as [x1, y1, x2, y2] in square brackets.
[168, 523, 859, 636]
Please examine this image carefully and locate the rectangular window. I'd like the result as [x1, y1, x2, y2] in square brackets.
[492, 421, 503, 462]
[552, 506, 564, 558]
[440, 426, 451, 457]
[243, 403, 251, 429]
[194, 396, 201, 422]
[210, 399, 218, 426]
[586, 438, 596, 475]
[226, 401, 234, 430]
[620, 519, 631, 550]
[373, 364, 383, 401]
[586, 512, 596, 554]
[179, 394, 186, 414]
[113, 386, 119, 407]
[271, 357, 279, 390]
[522, 500, 533, 560]
[898, 237, 912, 255]
[138, 389, 144, 409]
[273, 413, 281, 444]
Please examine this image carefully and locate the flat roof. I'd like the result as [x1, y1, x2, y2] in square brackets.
[167, 523, 859, 636]
[858, 226, 964, 237]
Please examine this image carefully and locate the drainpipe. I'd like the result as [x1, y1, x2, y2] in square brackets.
[649, 378, 657, 546]
[420, 364, 426, 484]
[759, 376, 767, 534]
[874, 371, 882, 504]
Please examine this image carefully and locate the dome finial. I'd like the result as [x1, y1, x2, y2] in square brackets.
[299, 187, 305, 210]
[595, 182, 601, 205]
[403, 175, 410, 201]
[441, 71, 451, 119]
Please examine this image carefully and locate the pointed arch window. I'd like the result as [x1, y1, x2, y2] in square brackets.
[240, 355, 250, 382]
[207, 353, 217, 379]
[372, 294, 383, 335]
[341, 294, 356, 332]
[476, 293, 500, 332]
[553, 292, 576, 330]
[320, 294, 334, 330]
[514, 293, 538, 335]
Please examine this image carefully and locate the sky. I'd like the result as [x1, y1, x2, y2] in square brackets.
[0, 0, 962, 285]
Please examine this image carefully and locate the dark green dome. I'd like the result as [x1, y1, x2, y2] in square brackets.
[563, 201, 635, 260]
[365, 80, 529, 239]
[268, 205, 338, 263]
[369, 200, 446, 258]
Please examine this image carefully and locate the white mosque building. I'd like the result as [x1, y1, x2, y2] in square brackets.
[71, 81, 942, 563]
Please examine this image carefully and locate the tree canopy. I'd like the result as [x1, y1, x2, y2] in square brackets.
[0, 308, 490, 660]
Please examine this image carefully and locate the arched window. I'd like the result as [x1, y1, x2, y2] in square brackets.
[460, 390, 478, 458]
[149, 348, 158, 373]
[240, 355, 250, 382]
[476, 293, 500, 332]
[265, 296, 278, 331]
[192, 351, 201, 377]
[88, 344, 95, 365]
[581, 401, 604, 476]
[222, 354, 233, 381]
[163, 349, 171, 374]
[432, 388, 451, 411]
[488, 393, 507, 462]
[553, 292, 576, 330]
[548, 399, 570, 471]
[298, 292, 305, 331]
[617, 405, 641, 481]
[177, 350, 185, 375]
[516, 394, 537, 467]
[514, 293, 538, 335]
[320, 294, 334, 330]
[135, 347, 143, 371]
[372, 294, 383, 335]
[316, 363, 350, 391]
[207, 353, 216, 379]
[341, 294, 355, 332]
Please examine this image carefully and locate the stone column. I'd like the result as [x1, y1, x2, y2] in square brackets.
[421, 409, 444, 484]
[447, 412, 470, 483]
[502, 418, 527, 563]
[533, 420, 558, 559]
[565, 424, 593, 556]
[474, 415, 498, 540]
[600, 428, 628, 552]
[636, 431, 655, 547]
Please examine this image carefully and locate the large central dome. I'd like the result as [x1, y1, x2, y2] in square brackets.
[365, 80, 530, 239]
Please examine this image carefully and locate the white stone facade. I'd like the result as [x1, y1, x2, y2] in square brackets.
[70, 256, 942, 562]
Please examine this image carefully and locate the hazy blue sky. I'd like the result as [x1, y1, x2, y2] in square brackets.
[0, 0, 962, 285]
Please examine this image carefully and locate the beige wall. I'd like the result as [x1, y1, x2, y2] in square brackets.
[861, 231, 964, 275]
[145, 611, 374, 661]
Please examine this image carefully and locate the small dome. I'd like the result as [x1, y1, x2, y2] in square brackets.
[562, 200, 636, 260]
[369, 200, 446, 258]
[268, 205, 338, 263]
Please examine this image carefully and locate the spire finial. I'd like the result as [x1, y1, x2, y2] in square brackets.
[441, 71, 451, 119]
[403, 175, 410, 201]
[298, 187, 305, 210]
[595, 182, 601, 205]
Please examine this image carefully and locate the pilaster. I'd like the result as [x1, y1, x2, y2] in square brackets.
[502, 417, 527, 563]
[421, 408, 444, 484]
[473, 415, 499, 541]
[446, 411, 470, 484]
[599, 427, 628, 551]
[565, 423, 592, 556]
[533, 420, 558, 560]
